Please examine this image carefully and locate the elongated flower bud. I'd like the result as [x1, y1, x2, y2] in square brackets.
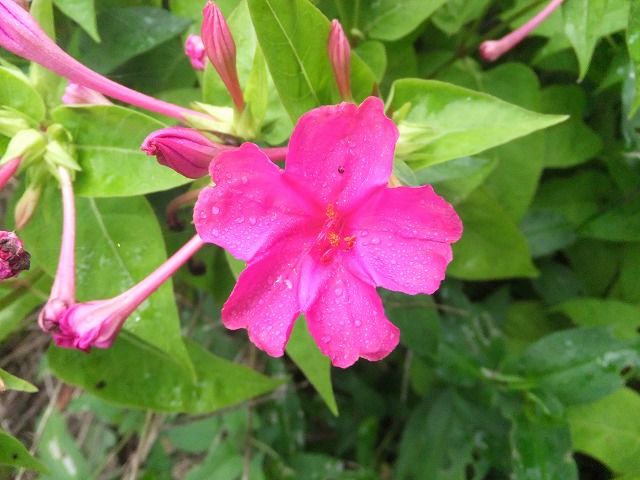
[0, 0, 207, 121]
[479, 0, 564, 62]
[0, 231, 30, 279]
[184, 34, 206, 71]
[0, 157, 21, 190]
[141, 127, 225, 179]
[62, 82, 112, 106]
[202, 1, 244, 111]
[14, 184, 40, 229]
[42, 235, 205, 350]
[328, 19, 352, 101]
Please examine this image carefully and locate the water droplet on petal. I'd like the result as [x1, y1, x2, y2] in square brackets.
[241, 175, 248, 184]
[248, 216, 257, 225]
[371, 237, 380, 245]
[354, 319, 362, 327]
[235, 216, 245, 224]
[321, 336, 331, 344]
[360, 230, 368, 237]
[335, 287, 343, 296]
[285, 279, 293, 289]
[211, 206, 220, 215]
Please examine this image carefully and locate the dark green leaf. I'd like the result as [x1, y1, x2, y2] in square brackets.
[554, 298, 640, 341]
[520, 209, 576, 258]
[0, 368, 37, 393]
[628, 0, 640, 115]
[0, 430, 45, 472]
[580, 196, 640, 242]
[0, 66, 45, 122]
[53, 0, 100, 41]
[359, 0, 447, 41]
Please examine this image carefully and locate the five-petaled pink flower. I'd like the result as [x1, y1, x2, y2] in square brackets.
[194, 97, 462, 368]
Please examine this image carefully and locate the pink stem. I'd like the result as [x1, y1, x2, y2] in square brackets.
[480, 0, 564, 61]
[0, 157, 20, 190]
[120, 235, 205, 310]
[50, 167, 75, 306]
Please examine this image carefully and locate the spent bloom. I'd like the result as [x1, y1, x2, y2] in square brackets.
[62, 82, 112, 106]
[328, 20, 352, 101]
[0, 0, 205, 121]
[194, 97, 462, 368]
[184, 34, 206, 71]
[479, 0, 564, 62]
[42, 235, 204, 350]
[201, 1, 244, 111]
[142, 127, 226, 179]
[0, 230, 30, 280]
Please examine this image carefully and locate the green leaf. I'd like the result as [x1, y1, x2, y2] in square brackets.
[248, 0, 376, 121]
[0, 368, 37, 393]
[520, 209, 576, 258]
[286, 317, 338, 416]
[35, 411, 89, 479]
[53, 0, 100, 41]
[0, 273, 50, 342]
[389, 78, 567, 169]
[77, 7, 191, 73]
[611, 244, 640, 303]
[48, 335, 283, 413]
[568, 388, 640, 475]
[510, 413, 578, 480]
[554, 298, 640, 341]
[0, 430, 45, 472]
[628, 0, 640, 115]
[354, 41, 387, 83]
[20, 187, 194, 377]
[580, 196, 640, 242]
[513, 327, 639, 405]
[52, 105, 189, 196]
[0, 66, 45, 122]
[448, 189, 537, 280]
[563, 0, 611, 80]
[359, 0, 447, 41]
[432, 0, 491, 35]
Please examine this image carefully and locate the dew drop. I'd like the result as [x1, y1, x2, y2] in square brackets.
[211, 206, 220, 215]
[248, 216, 257, 225]
[241, 175, 248, 184]
[354, 319, 362, 327]
[235, 216, 245, 224]
[360, 230, 368, 237]
[321, 336, 331, 344]
[285, 279, 293, 289]
[335, 287, 343, 296]
[371, 237, 380, 245]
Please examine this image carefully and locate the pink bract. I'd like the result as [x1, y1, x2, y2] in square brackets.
[194, 97, 463, 368]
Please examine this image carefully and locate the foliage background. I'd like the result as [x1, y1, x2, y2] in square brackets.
[1, 0, 640, 478]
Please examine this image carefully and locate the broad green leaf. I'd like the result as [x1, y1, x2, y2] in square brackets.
[52, 105, 189, 196]
[520, 209, 576, 258]
[554, 298, 640, 341]
[448, 189, 537, 280]
[286, 317, 338, 416]
[76, 7, 191, 73]
[36, 411, 89, 479]
[510, 413, 578, 480]
[563, 0, 610, 80]
[355, 41, 387, 83]
[359, 0, 447, 41]
[248, 0, 377, 121]
[0, 430, 45, 472]
[611, 244, 640, 303]
[0, 67, 45, 122]
[580, 196, 640, 242]
[568, 388, 640, 475]
[0, 368, 37, 393]
[531, 260, 584, 306]
[432, 0, 491, 35]
[169, 0, 240, 22]
[513, 327, 639, 405]
[389, 78, 567, 168]
[49, 335, 283, 413]
[628, 0, 640, 115]
[504, 301, 556, 356]
[21, 187, 194, 377]
[0, 273, 50, 342]
[565, 239, 622, 297]
[53, 0, 100, 41]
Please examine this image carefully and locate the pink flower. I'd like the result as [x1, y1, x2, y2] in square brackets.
[201, 1, 244, 111]
[479, 0, 564, 62]
[141, 127, 225, 179]
[41, 235, 205, 350]
[0, 0, 206, 121]
[184, 34, 206, 71]
[193, 97, 462, 368]
[0, 230, 30, 279]
[328, 19, 352, 101]
[62, 82, 112, 106]
[0, 156, 20, 190]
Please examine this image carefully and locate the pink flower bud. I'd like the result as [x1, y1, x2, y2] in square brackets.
[141, 127, 224, 179]
[479, 0, 564, 62]
[0, 157, 20, 190]
[201, 1, 244, 111]
[184, 34, 206, 71]
[14, 184, 40, 230]
[0, 231, 30, 280]
[40, 235, 205, 351]
[62, 82, 112, 106]
[328, 20, 352, 101]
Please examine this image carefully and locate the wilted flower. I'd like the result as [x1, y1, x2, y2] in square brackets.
[0, 230, 30, 279]
[194, 97, 462, 368]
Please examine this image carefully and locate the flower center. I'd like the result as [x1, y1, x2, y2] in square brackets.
[314, 204, 356, 264]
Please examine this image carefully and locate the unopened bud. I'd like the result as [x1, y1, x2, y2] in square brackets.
[0, 231, 30, 280]
[184, 34, 206, 71]
[141, 127, 225, 179]
[62, 82, 112, 105]
[0, 157, 21, 190]
[14, 184, 41, 229]
[202, 1, 244, 111]
[328, 20, 352, 101]
[1, 129, 46, 165]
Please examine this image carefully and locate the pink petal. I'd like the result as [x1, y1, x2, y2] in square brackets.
[349, 186, 463, 295]
[222, 232, 313, 357]
[194, 143, 317, 261]
[284, 97, 398, 211]
[305, 261, 400, 368]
